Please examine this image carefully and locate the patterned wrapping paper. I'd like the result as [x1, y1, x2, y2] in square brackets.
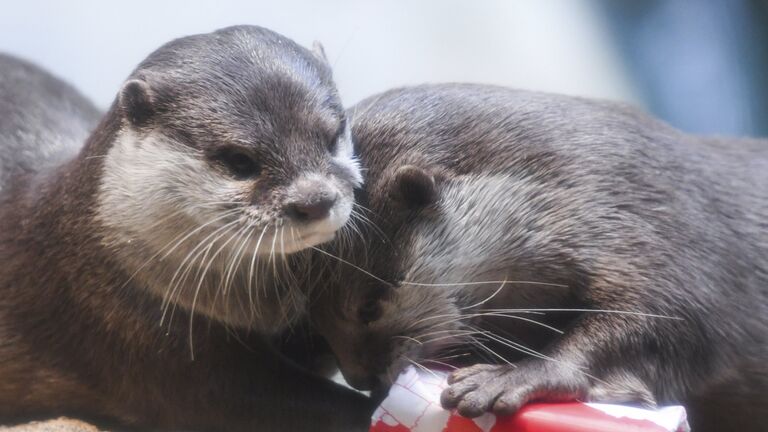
[370, 367, 690, 432]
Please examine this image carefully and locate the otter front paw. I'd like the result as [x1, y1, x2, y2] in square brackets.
[440, 362, 589, 418]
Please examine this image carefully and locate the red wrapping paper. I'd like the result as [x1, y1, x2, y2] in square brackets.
[370, 367, 690, 432]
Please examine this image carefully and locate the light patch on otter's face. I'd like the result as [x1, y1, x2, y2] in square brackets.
[333, 124, 363, 187]
[96, 128, 357, 330]
[96, 129, 356, 259]
[97, 130, 245, 257]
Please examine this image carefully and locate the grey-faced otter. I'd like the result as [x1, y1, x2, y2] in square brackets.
[312, 84, 768, 432]
[0, 26, 371, 431]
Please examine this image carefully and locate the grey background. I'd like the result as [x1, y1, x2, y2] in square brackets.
[0, 0, 637, 109]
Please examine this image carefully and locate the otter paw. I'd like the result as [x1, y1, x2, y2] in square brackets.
[440, 361, 589, 418]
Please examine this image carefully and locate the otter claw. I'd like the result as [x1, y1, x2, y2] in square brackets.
[441, 362, 589, 418]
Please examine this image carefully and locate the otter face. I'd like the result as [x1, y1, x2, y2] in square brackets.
[95, 26, 361, 329]
[314, 165, 577, 391]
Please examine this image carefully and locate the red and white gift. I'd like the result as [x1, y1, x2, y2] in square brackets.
[370, 367, 690, 432]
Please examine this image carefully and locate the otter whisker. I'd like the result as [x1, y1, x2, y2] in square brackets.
[161, 218, 241, 326]
[345, 212, 368, 247]
[469, 324, 609, 385]
[461, 278, 507, 310]
[416, 331, 489, 347]
[288, 227, 305, 292]
[161, 217, 241, 311]
[188, 222, 246, 332]
[342, 215, 372, 268]
[120, 208, 240, 293]
[165, 229, 224, 331]
[187, 222, 244, 359]
[309, 246, 390, 286]
[212, 224, 249, 304]
[478, 308, 682, 320]
[247, 224, 270, 320]
[227, 224, 256, 299]
[268, 223, 289, 327]
[406, 313, 464, 331]
[350, 206, 386, 242]
[421, 359, 459, 370]
[159, 209, 241, 261]
[406, 309, 546, 331]
[461, 312, 565, 335]
[401, 280, 568, 288]
[428, 334, 495, 365]
[467, 324, 555, 364]
[351, 201, 379, 217]
[431, 352, 472, 363]
[466, 334, 513, 366]
[213, 224, 253, 320]
[279, 225, 299, 319]
[279, 230, 302, 325]
[159, 213, 242, 304]
[404, 356, 443, 381]
[412, 328, 479, 343]
[166, 219, 229, 331]
[391, 335, 423, 345]
[230, 227, 259, 321]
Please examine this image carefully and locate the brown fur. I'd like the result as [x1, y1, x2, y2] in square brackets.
[0, 28, 371, 431]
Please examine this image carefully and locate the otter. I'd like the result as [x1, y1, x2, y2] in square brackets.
[311, 84, 768, 432]
[0, 26, 371, 431]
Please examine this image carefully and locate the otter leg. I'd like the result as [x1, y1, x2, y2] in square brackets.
[441, 312, 679, 418]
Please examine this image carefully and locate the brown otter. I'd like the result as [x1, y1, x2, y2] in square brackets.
[311, 84, 768, 432]
[0, 26, 370, 431]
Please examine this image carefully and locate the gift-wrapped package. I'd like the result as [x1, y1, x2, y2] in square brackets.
[370, 367, 689, 432]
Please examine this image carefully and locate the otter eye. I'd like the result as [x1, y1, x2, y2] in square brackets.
[358, 298, 382, 325]
[214, 148, 260, 179]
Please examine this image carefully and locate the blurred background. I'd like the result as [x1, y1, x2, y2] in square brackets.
[1, 0, 766, 136]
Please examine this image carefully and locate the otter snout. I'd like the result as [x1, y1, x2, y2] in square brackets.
[285, 195, 336, 221]
[284, 178, 339, 222]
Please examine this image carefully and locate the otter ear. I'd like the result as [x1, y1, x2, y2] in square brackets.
[312, 41, 329, 64]
[119, 79, 155, 127]
[390, 165, 437, 208]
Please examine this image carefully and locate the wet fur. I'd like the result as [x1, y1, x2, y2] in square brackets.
[312, 84, 768, 431]
[0, 27, 370, 430]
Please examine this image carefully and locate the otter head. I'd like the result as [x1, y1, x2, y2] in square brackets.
[95, 26, 361, 331]
[311, 85, 619, 391]
[314, 163, 581, 391]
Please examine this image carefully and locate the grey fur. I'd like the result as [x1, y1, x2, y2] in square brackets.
[0, 27, 370, 430]
[312, 84, 768, 432]
[93, 24, 361, 330]
[0, 54, 101, 190]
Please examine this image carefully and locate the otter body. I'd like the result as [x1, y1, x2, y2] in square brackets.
[313, 84, 768, 432]
[0, 54, 101, 189]
[0, 27, 369, 431]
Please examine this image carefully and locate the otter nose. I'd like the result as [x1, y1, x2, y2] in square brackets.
[285, 196, 336, 222]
